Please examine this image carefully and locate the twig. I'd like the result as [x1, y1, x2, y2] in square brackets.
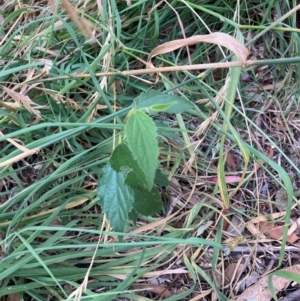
[34, 56, 300, 83]
[228, 245, 300, 255]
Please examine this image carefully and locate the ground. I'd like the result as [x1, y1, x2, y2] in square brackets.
[1, 1, 300, 300]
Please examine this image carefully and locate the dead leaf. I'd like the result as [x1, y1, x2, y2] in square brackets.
[208, 175, 241, 183]
[16, 59, 53, 85]
[246, 221, 266, 238]
[197, 221, 213, 236]
[169, 177, 183, 194]
[225, 261, 247, 285]
[134, 284, 173, 298]
[259, 221, 300, 243]
[0, 131, 29, 153]
[147, 32, 249, 69]
[227, 215, 245, 236]
[226, 151, 236, 170]
[236, 264, 300, 301]
[246, 212, 290, 239]
[6, 292, 20, 301]
[96, 0, 103, 15]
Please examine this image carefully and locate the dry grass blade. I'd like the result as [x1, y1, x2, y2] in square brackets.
[0, 131, 32, 153]
[0, 149, 39, 168]
[2, 86, 41, 119]
[60, 0, 96, 41]
[147, 32, 249, 68]
[0, 130, 39, 168]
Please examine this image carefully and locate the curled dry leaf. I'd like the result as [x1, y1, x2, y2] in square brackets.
[236, 264, 300, 301]
[147, 32, 249, 69]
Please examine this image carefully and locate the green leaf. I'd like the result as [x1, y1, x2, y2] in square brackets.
[111, 144, 169, 190]
[97, 163, 134, 232]
[128, 208, 138, 225]
[154, 169, 169, 186]
[125, 109, 158, 191]
[125, 170, 147, 190]
[111, 143, 148, 189]
[110, 143, 136, 171]
[134, 90, 194, 115]
[132, 187, 162, 216]
[110, 143, 144, 175]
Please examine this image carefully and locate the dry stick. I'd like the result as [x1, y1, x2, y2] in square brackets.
[0, 132, 39, 167]
[220, 245, 300, 255]
[39, 61, 245, 81]
[36, 56, 300, 83]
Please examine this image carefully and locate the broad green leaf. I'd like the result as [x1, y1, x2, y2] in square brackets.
[111, 143, 148, 189]
[126, 168, 169, 190]
[110, 143, 144, 176]
[97, 163, 134, 232]
[134, 90, 193, 115]
[132, 187, 162, 215]
[110, 143, 138, 172]
[125, 170, 147, 190]
[154, 169, 169, 186]
[111, 143, 169, 190]
[151, 103, 175, 111]
[128, 208, 138, 225]
[125, 109, 158, 191]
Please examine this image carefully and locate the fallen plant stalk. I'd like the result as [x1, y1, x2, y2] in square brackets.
[38, 57, 300, 82]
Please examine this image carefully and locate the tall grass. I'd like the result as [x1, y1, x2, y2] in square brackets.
[0, 0, 300, 300]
